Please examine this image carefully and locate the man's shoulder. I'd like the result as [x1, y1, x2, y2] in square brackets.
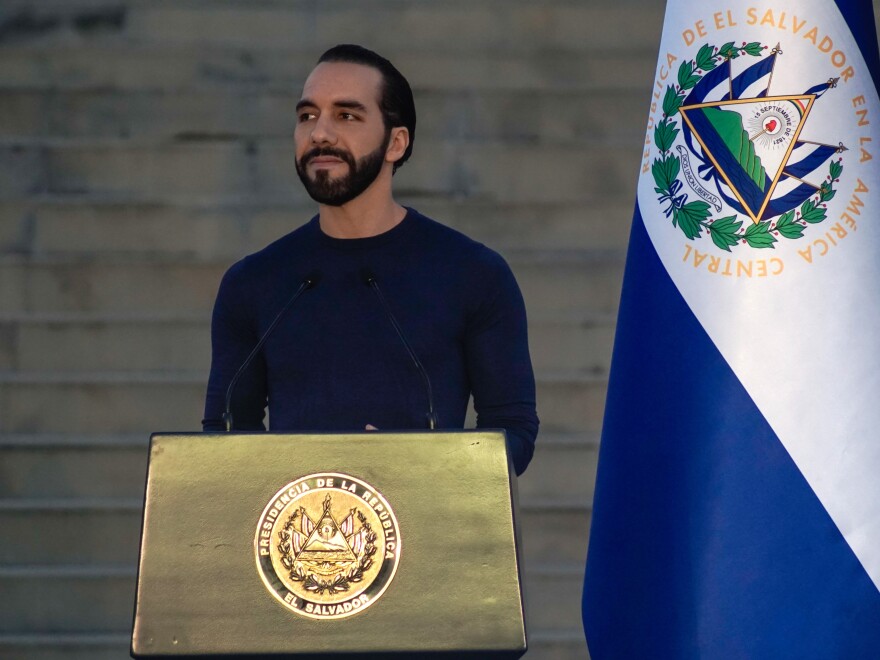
[410, 209, 507, 270]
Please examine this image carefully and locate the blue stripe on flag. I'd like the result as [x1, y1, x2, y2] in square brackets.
[760, 181, 818, 219]
[783, 143, 837, 179]
[684, 59, 731, 104]
[582, 209, 880, 659]
[730, 54, 775, 98]
[802, 81, 833, 97]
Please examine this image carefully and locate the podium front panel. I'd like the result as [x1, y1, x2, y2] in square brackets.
[131, 431, 526, 657]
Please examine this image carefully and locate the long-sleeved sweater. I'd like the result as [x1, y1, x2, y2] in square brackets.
[202, 208, 538, 474]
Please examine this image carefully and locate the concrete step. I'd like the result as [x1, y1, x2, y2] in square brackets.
[0, 311, 614, 374]
[0, 199, 300, 259]
[0, 87, 650, 147]
[0, 371, 207, 433]
[512, 252, 624, 319]
[0, 499, 143, 564]
[0, 565, 135, 634]
[0, 257, 225, 314]
[517, 433, 599, 503]
[0, 139, 641, 204]
[0, 495, 590, 568]
[0, 633, 131, 660]
[523, 564, 586, 636]
[537, 373, 608, 434]
[520, 498, 592, 568]
[0, 198, 635, 257]
[0, 43, 655, 93]
[136, 3, 660, 56]
[0, 369, 606, 433]
[396, 140, 636, 206]
[0, 314, 210, 372]
[0, 1, 662, 56]
[0, 251, 624, 315]
[528, 314, 615, 375]
[0, 434, 148, 499]
[0, 140, 293, 201]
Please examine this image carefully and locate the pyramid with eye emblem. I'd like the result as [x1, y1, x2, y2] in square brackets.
[293, 494, 360, 566]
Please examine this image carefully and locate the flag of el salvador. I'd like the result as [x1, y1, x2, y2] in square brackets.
[583, 1, 880, 657]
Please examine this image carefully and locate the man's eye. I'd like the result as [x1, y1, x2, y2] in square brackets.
[340, 112, 357, 121]
[298, 112, 316, 122]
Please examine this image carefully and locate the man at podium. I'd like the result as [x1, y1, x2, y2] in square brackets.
[201, 44, 538, 475]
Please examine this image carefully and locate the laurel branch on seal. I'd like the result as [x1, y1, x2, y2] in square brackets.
[652, 41, 842, 251]
[277, 509, 378, 595]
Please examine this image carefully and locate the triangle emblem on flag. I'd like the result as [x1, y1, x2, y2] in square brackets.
[679, 95, 815, 223]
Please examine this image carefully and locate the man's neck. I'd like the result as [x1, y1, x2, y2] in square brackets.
[318, 185, 407, 239]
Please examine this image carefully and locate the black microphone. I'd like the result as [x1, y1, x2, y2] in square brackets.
[223, 271, 321, 432]
[361, 268, 438, 430]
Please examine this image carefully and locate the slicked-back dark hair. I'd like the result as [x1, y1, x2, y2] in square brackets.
[317, 44, 416, 174]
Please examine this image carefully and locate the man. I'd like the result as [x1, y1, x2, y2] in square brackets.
[202, 44, 538, 474]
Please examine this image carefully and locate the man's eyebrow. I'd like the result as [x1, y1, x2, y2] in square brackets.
[295, 98, 369, 112]
[333, 100, 368, 112]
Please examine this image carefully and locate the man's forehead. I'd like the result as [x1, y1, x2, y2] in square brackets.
[299, 61, 383, 108]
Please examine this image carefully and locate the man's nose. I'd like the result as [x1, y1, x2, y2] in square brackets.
[310, 114, 337, 145]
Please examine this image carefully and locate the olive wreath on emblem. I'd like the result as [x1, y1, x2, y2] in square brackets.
[653, 41, 843, 252]
[277, 509, 378, 595]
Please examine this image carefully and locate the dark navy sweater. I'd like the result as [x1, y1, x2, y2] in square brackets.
[202, 208, 538, 474]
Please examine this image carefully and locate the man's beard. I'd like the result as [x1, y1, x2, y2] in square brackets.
[295, 137, 388, 206]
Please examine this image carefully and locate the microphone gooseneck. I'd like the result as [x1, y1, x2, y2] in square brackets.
[361, 268, 438, 430]
[223, 271, 321, 432]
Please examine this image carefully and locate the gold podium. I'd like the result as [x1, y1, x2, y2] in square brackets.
[131, 431, 527, 659]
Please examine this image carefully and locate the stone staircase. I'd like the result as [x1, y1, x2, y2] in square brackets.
[0, 1, 663, 658]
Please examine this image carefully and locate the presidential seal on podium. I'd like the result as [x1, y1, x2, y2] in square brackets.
[255, 473, 401, 619]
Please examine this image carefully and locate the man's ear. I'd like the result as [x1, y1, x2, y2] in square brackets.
[385, 127, 410, 164]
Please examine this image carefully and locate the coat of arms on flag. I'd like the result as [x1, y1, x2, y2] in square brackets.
[653, 40, 847, 251]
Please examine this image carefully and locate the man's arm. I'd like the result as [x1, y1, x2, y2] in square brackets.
[465, 250, 539, 475]
[202, 262, 268, 432]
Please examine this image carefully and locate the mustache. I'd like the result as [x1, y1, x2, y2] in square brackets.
[300, 147, 355, 167]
